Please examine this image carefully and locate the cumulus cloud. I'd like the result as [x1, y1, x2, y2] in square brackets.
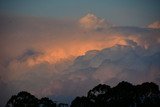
[79, 13, 110, 31]
[0, 14, 160, 106]
[66, 43, 160, 86]
[148, 21, 160, 29]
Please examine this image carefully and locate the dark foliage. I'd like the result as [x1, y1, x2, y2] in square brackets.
[70, 96, 94, 107]
[39, 97, 57, 107]
[71, 81, 160, 107]
[5, 81, 160, 107]
[5, 91, 56, 107]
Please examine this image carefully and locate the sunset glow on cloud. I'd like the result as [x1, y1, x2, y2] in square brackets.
[1, 15, 160, 100]
[79, 13, 108, 31]
[0, 0, 160, 106]
[148, 21, 160, 29]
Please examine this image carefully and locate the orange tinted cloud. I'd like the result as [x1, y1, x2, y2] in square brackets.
[2, 14, 160, 102]
[148, 21, 160, 29]
[21, 34, 134, 66]
[79, 13, 110, 31]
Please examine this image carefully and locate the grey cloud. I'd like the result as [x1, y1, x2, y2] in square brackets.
[1, 14, 160, 106]
[16, 49, 43, 62]
[66, 43, 160, 86]
[49, 40, 160, 103]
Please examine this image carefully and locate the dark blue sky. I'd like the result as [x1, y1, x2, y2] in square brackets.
[0, 0, 160, 26]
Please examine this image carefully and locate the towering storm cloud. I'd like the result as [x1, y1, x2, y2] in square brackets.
[0, 13, 160, 106]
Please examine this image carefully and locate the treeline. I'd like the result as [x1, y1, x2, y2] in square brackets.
[5, 91, 68, 107]
[6, 81, 160, 107]
[71, 81, 160, 107]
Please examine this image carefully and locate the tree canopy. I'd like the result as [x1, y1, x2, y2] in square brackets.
[6, 91, 56, 107]
[71, 81, 160, 107]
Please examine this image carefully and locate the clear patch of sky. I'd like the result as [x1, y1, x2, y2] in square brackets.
[0, 0, 160, 26]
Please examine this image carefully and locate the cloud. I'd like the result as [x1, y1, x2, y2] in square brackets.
[66, 43, 160, 86]
[79, 13, 110, 31]
[0, 14, 160, 106]
[148, 21, 160, 29]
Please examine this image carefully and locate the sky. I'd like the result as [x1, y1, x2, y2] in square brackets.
[0, 0, 160, 106]
[0, 0, 160, 26]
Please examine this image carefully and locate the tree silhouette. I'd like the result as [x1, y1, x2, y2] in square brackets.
[6, 81, 160, 107]
[71, 96, 94, 107]
[39, 97, 56, 107]
[87, 84, 111, 101]
[6, 91, 39, 107]
[6, 91, 57, 107]
[71, 81, 160, 107]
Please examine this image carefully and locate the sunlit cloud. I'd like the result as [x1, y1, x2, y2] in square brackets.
[0, 14, 160, 106]
[148, 21, 160, 29]
[79, 13, 110, 31]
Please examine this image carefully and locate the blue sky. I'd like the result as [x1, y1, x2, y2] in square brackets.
[0, 0, 160, 26]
